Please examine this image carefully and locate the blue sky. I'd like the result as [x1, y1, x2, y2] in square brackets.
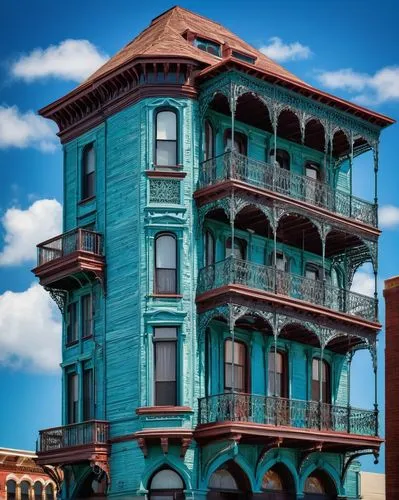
[0, 0, 398, 472]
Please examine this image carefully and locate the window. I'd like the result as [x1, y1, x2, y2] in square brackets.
[270, 149, 290, 170]
[34, 482, 43, 500]
[305, 263, 320, 281]
[312, 358, 330, 403]
[6, 480, 16, 500]
[154, 327, 177, 406]
[231, 51, 256, 64]
[67, 373, 79, 424]
[83, 368, 94, 420]
[262, 469, 284, 491]
[268, 351, 287, 397]
[305, 162, 320, 202]
[194, 37, 221, 56]
[155, 110, 177, 166]
[82, 294, 93, 338]
[224, 129, 247, 154]
[276, 251, 288, 272]
[154, 233, 177, 294]
[20, 481, 30, 500]
[224, 340, 247, 393]
[45, 484, 54, 500]
[204, 120, 214, 160]
[82, 144, 95, 200]
[67, 302, 78, 344]
[205, 230, 215, 266]
[306, 162, 320, 181]
[226, 237, 246, 260]
[149, 468, 184, 500]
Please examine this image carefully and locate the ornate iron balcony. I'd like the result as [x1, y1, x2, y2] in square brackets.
[197, 257, 377, 322]
[38, 420, 109, 453]
[198, 393, 378, 437]
[37, 228, 103, 266]
[198, 151, 377, 227]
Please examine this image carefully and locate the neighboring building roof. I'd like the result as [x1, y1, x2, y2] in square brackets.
[0, 447, 37, 458]
[83, 5, 302, 87]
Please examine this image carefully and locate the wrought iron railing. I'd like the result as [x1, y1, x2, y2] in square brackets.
[197, 257, 377, 321]
[198, 151, 377, 227]
[198, 393, 378, 437]
[37, 228, 103, 266]
[38, 420, 109, 453]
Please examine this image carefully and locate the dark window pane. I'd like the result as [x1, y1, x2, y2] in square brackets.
[82, 295, 93, 338]
[154, 328, 177, 406]
[67, 302, 78, 344]
[68, 373, 78, 424]
[83, 368, 93, 420]
[224, 340, 246, 392]
[205, 120, 214, 160]
[205, 231, 215, 266]
[7, 480, 16, 500]
[82, 145, 95, 199]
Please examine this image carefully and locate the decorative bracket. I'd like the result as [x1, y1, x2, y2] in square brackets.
[180, 438, 192, 458]
[45, 287, 68, 314]
[137, 438, 148, 458]
[42, 465, 64, 495]
[341, 449, 379, 481]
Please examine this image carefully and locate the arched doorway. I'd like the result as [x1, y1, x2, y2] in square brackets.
[149, 468, 185, 499]
[260, 463, 296, 499]
[208, 461, 251, 499]
[304, 470, 337, 499]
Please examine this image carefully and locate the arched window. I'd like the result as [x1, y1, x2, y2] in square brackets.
[82, 144, 95, 200]
[262, 464, 296, 495]
[204, 230, 215, 266]
[20, 481, 30, 500]
[225, 237, 246, 260]
[34, 482, 43, 500]
[155, 110, 177, 167]
[208, 462, 251, 497]
[149, 468, 184, 499]
[204, 120, 214, 161]
[268, 351, 287, 397]
[312, 358, 331, 403]
[304, 470, 337, 497]
[45, 484, 54, 500]
[6, 480, 16, 500]
[270, 149, 290, 170]
[209, 468, 239, 490]
[224, 339, 247, 393]
[262, 469, 284, 490]
[155, 233, 177, 294]
[224, 129, 247, 155]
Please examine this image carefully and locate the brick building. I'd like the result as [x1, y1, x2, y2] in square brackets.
[0, 448, 56, 500]
[384, 276, 399, 500]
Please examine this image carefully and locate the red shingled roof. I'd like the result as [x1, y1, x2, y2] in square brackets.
[83, 5, 304, 86]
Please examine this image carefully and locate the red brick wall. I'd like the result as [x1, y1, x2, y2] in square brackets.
[0, 469, 53, 500]
[384, 276, 399, 500]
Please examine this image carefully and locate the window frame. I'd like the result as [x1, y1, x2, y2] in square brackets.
[204, 229, 215, 267]
[67, 371, 79, 424]
[305, 161, 321, 181]
[224, 129, 247, 155]
[154, 108, 178, 168]
[204, 119, 215, 161]
[154, 232, 178, 295]
[225, 236, 246, 260]
[81, 143, 96, 201]
[83, 366, 94, 421]
[153, 327, 178, 406]
[66, 301, 78, 345]
[311, 357, 331, 403]
[224, 338, 249, 393]
[270, 148, 290, 170]
[81, 294, 93, 339]
[268, 349, 288, 398]
[6, 480, 17, 500]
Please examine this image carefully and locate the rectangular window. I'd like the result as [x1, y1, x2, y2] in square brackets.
[67, 302, 78, 344]
[82, 294, 93, 338]
[67, 373, 79, 424]
[82, 144, 95, 200]
[154, 327, 177, 406]
[156, 110, 177, 166]
[224, 340, 247, 393]
[83, 368, 94, 420]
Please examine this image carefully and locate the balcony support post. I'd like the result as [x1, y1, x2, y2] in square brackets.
[318, 347, 324, 430]
[373, 142, 379, 224]
[349, 133, 354, 218]
[321, 231, 326, 306]
[373, 355, 379, 436]
[347, 351, 353, 434]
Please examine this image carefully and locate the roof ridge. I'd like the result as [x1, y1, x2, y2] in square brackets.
[150, 5, 226, 29]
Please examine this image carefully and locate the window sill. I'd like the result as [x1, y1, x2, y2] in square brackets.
[82, 335, 93, 341]
[151, 294, 183, 299]
[78, 196, 96, 206]
[136, 406, 193, 415]
[153, 164, 183, 171]
[65, 340, 79, 348]
[146, 170, 186, 179]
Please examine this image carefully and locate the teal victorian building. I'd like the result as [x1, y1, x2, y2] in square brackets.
[33, 7, 394, 500]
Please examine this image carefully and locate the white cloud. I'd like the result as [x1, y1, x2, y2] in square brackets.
[0, 105, 58, 152]
[0, 199, 62, 266]
[11, 39, 109, 83]
[351, 271, 375, 297]
[316, 66, 399, 104]
[0, 283, 61, 372]
[259, 37, 312, 62]
[379, 205, 399, 228]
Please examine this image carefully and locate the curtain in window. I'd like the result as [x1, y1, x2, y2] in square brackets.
[204, 120, 214, 160]
[155, 234, 177, 294]
[268, 351, 285, 397]
[312, 359, 330, 402]
[154, 328, 177, 405]
[224, 340, 246, 392]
